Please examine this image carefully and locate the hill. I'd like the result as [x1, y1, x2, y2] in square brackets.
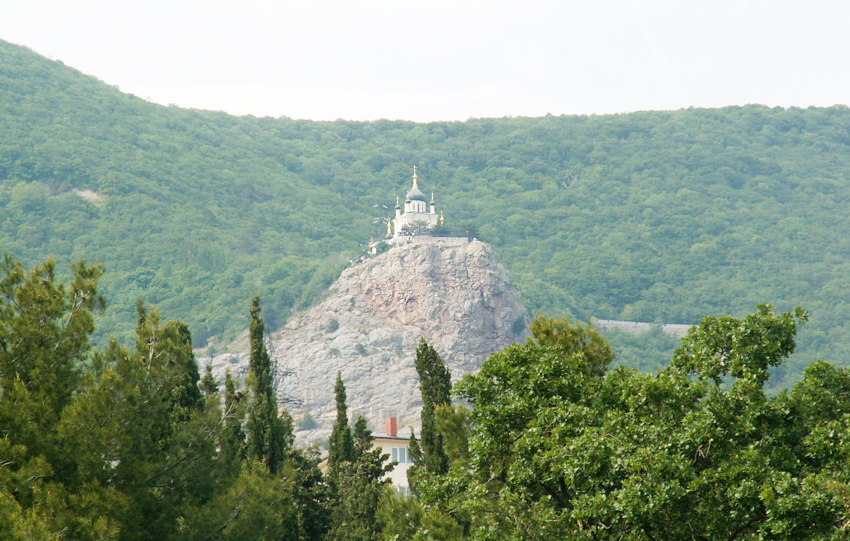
[3, 39, 850, 386]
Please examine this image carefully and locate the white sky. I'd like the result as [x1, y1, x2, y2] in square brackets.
[2, 0, 849, 122]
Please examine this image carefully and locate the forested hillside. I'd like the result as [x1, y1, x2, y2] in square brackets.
[4, 39, 850, 386]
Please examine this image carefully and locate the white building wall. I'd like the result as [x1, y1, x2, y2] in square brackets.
[373, 436, 415, 495]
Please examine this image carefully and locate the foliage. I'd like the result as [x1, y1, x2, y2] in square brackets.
[328, 371, 355, 475]
[326, 318, 339, 333]
[297, 412, 320, 431]
[0, 252, 120, 540]
[200, 363, 218, 397]
[0, 249, 336, 540]
[422, 305, 850, 539]
[221, 369, 247, 466]
[409, 338, 451, 491]
[434, 404, 471, 467]
[327, 376, 393, 541]
[288, 446, 332, 541]
[672, 303, 808, 386]
[5, 245, 850, 538]
[527, 314, 614, 377]
[246, 295, 292, 474]
[59, 303, 229, 540]
[0, 252, 104, 471]
[377, 490, 465, 541]
[177, 460, 301, 541]
[329, 416, 394, 541]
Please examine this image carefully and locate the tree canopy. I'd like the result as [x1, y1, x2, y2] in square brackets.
[409, 306, 850, 539]
[3, 244, 850, 538]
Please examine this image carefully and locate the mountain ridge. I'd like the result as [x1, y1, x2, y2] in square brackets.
[4, 38, 850, 385]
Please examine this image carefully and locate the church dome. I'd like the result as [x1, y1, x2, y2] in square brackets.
[406, 166, 427, 201]
[406, 186, 426, 201]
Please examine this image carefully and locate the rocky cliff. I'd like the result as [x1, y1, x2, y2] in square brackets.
[206, 237, 527, 444]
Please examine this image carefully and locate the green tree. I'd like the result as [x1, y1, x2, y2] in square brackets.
[200, 364, 218, 397]
[376, 490, 465, 541]
[57, 303, 228, 540]
[0, 254, 104, 468]
[134, 299, 202, 418]
[408, 429, 422, 466]
[246, 295, 292, 474]
[672, 303, 808, 386]
[289, 446, 332, 541]
[434, 404, 470, 467]
[0, 253, 109, 539]
[330, 415, 393, 541]
[409, 338, 451, 488]
[243, 296, 331, 539]
[440, 305, 850, 539]
[528, 314, 614, 377]
[176, 461, 301, 541]
[221, 369, 246, 467]
[328, 371, 355, 475]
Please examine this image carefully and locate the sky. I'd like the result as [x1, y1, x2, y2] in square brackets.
[2, 0, 849, 122]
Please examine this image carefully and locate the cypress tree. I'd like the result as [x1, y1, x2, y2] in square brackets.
[330, 415, 393, 541]
[328, 372, 355, 474]
[352, 415, 392, 480]
[222, 369, 246, 465]
[200, 364, 218, 398]
[414, 338, 451, 475]
[246, 295, 291, 474]
[408, 429, 422, 466]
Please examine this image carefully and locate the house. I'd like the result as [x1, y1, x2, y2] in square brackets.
[372, 417, 415, 496]
[317, 416, 417, 496]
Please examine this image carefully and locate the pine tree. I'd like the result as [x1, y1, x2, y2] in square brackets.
[0, 255, 104, 466]
[57, 302, 229, 539]
[246, 295, 292, 474]
[289, 447, 332, 541]
[352, 416, 393, 481]
[135, 301, 202, 420]
[0, 254, 109, 538]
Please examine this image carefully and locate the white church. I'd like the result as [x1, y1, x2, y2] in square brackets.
[367, 167, 446, 254]
[386, 166, 443, 244]
[366, 166, 468, 256]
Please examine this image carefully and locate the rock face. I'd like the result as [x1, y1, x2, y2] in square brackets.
[206, 238, 527, 444]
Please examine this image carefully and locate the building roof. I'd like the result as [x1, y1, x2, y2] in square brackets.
[407, 186, 427, 201]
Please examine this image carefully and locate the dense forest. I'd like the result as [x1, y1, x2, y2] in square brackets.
[4, 40, 850, 385]
[4, 253, 850, 539]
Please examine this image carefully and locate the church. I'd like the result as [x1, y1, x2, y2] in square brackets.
[386, 166, 443, 243]
[366, 166, 447, 256]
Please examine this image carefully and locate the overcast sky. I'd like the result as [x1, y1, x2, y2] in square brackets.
[2, 0, 848, 122]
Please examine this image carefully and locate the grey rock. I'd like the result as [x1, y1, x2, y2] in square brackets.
[204, 238, 527, 445]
